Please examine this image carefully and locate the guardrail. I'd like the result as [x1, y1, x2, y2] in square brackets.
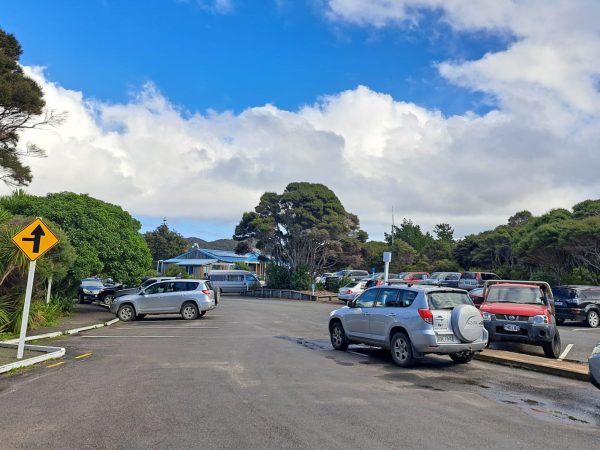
[240, 289, 340, 302]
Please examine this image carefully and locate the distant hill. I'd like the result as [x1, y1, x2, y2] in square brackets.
[186, 237, 237, 251]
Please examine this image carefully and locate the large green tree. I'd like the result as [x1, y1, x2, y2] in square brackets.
[385, 219, 434, 252]
[0, 191, 152, 284]
[234, 182, 366, 275]
[143, 220, 188, 262]
[0, 29, 63, 186]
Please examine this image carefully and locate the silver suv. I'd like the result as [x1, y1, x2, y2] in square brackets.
[111, 279, 216, 321]
[329, 285, 488, 367]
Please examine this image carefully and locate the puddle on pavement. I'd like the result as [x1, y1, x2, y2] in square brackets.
[274, 336, 600, 427]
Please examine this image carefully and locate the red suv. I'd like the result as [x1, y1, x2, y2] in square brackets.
[480, 281, 561, 359]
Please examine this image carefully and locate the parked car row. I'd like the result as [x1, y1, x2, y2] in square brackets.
[330, 279, 568, 363]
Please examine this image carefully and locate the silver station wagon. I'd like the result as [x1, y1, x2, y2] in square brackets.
[329, 285, 488, 367]
[111, 279, 216, 321]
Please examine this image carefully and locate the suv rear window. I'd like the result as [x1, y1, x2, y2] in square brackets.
[461, 272, 476, 279]
[482, 273, 499, 280]
[428, 292, 472, 309]
[552, 288, 576, 300]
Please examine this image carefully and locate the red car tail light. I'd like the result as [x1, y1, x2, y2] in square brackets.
[202, 290, 211, 295]
[418, 308, 433, 325]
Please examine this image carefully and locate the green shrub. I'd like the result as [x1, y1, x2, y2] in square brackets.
[266, 264, 290, 289]
[291, 264, 311, 290]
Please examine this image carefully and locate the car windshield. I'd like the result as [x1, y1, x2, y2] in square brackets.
[487, 286, 544, 304]
[82, 281, 103, 288]
[344, 282, 359, 288]
[429, 272, 445, 280]
[428, 292, 472, 310]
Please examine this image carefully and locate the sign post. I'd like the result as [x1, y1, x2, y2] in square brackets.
[12, 218, 60, 359]
[383, 252, 392, 285]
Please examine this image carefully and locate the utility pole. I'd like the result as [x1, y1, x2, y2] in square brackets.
[391, 206, 395, 246]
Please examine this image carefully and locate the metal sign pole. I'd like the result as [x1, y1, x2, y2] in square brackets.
[383, 252, 392, 285]
[46, 276, 53, 305]
[17, 260, 37, 359]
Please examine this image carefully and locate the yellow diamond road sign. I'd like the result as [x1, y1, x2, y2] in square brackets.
[12, 218, 60, 261]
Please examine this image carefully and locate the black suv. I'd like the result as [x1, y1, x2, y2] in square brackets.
[552, 285, 600, 328]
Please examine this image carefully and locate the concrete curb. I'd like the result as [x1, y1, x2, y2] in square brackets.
[0, 343, 65, 374]
[475, 350, 589, 382]
[2, 317, 120, 344]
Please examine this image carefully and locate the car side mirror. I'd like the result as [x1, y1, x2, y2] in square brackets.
[140, 291, 146, 296]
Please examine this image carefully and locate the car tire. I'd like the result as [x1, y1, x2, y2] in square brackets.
[542, 332, 562, 359]
[181, 302, 199, 320]
[117, 304, 135, 322]
[586, 310, 599, 328]
[103, 294, 114, 308]
[390, 331, 414, 368]
[449, 351, 475, 364]
[556, 318, 565, 325]
[330, 322, 349, 351]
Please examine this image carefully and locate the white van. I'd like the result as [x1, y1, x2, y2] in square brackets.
[208, 270, 263, 293]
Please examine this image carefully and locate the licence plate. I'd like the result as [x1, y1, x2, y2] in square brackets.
[436, 334, 455, 343]
[554, 301, 564, 306]
[503, 324, 520, 332]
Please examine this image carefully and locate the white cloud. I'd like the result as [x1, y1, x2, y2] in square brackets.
[6, 60, 600, 240]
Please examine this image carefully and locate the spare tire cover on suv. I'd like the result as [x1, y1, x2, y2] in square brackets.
[451, 304, 484, 343]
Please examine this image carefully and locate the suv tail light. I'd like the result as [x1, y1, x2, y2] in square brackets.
[346, 290, 353, 294]
[202, 290, 211, 295]
[418, 308, 433, 325]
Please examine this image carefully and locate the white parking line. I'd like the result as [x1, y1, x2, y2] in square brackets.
[82, 335, 212, 338]
[572, 328, 599, 332]
[118, 326, 220, 329]
[558, 343, 574, 361]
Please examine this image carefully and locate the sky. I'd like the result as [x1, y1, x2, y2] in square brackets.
[2, 0, 600, 241]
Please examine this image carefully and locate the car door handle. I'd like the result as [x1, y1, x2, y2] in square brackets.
[387, 313, 396, 317]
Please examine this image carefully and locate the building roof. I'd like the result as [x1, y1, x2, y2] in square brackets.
[164, 248, 261, 265]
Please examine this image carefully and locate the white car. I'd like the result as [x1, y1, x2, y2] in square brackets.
[338, 281, 367, 302]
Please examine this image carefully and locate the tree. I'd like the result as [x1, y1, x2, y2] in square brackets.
[434, 223, 454, 242]
[385, 219, 434, 252]
[508, 210, 533, 227]
[0, 29, 64, 186]
[234, 182, 365, 276]
[361, 240, 416, 273]
[143, 220, 188, 262]
[0, 191, 152, 284]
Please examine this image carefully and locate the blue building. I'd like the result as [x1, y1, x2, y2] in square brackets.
[161, 247, 265, 278]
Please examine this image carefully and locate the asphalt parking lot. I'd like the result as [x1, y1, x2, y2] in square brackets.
[1, 296, 599, 449]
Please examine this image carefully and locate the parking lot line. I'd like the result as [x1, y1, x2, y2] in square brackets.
[117, 326, 220, 329]
[572, 328, 599, 332]
[82, 335, 215, 338]
[46, 361, 65, 368]
[558, 343, 574, 361]
[74, 353, 92, 359]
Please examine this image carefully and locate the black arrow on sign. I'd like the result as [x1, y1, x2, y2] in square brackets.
[22, 225, 45, 253]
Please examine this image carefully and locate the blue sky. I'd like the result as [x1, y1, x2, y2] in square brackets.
[2, 1, 597, 241]
[2, 0, 503, 115]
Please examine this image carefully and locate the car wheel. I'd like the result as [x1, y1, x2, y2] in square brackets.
[330, 322, 348, 351]
[556, 318, 565, 325]
[449, 351, 475, 364]
[181, 302, 199, 320]
[390, 331, 414, 367]
[199, 311, 206, 318]
[103, 294, 114, 307]
[117, 304, 135, 322]
[586, 310, 599, 328]
[542, 332, 562, 359]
